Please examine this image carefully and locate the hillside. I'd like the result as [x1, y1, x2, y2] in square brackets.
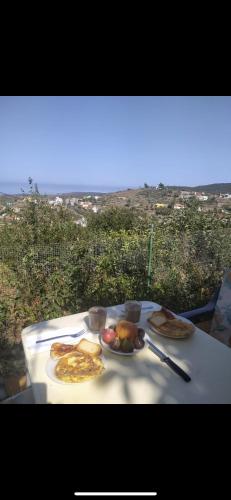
[167, 183, 231, 194]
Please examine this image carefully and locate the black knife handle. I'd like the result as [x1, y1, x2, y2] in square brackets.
[163, 357, 191, 382]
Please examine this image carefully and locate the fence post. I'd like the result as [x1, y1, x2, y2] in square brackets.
[147, 224, 154, 288]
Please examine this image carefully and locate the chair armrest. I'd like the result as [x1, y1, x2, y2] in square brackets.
[179, 302, 215, 322]
[179, 285, 220, 322]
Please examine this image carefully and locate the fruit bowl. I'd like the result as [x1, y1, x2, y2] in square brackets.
[99, 323, 147, 356]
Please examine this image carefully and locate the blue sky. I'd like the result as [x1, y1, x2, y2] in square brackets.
[1, 95, 231, 188]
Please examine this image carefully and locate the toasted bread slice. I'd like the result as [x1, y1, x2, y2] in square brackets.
[76, 339, 102, 357]
[50, 342, 76, 360]
[148, 311, 168, 328]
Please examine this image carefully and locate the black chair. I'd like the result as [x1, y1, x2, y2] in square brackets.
[179, 286, 221, 326]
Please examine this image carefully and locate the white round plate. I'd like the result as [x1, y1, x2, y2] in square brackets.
[46, 353, 107, 385]
[99, 333, 148, 356]
[146, 314, 195, 339]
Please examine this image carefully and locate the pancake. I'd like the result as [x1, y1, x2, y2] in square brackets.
[55, 351, 105, 382]
[149, 318, 195, 338]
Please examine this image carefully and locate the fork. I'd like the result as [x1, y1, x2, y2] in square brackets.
[36, 329, 86, 344]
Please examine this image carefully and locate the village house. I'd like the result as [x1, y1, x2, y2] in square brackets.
[180, 191, 194, 200]
[196, 195, 208, 201]
[79, 201, 92, 209]
[49, 196, 63, 206]
[155, 203, 168, 208]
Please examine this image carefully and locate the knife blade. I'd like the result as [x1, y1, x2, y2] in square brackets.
[146, 338, 191, 382]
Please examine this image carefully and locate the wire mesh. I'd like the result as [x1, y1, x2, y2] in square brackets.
[0, 228, 231, 344]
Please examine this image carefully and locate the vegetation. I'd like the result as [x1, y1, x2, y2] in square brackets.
[1, 179, 231, 378]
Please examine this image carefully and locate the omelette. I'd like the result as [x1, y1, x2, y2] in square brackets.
[55, 351, 105, 383]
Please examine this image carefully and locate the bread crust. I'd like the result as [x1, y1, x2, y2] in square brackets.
[148, 311, 168, 328]
[76, 339, 102, 357]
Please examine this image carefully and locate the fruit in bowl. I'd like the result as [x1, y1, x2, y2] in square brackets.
[100, 320, 145, 354]
[134, 337, 145, 350]
[137, 328, 145, 339]
[101, 328, 117, 345]
[110, 337, 121, 351]
[121, 339, 134, 353]
[116, 320, 138, 341]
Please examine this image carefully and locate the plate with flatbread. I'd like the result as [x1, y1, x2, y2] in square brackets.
[46, 339, 106, 384]
[147, 308, 195, 339]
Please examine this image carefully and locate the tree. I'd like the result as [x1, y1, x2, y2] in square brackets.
[86, 207, 145, 232]
[144, 183, 149, 189]
[185, 197, 200, 210]
[158, 182, 165, 189]
[34, 183, 39, 194]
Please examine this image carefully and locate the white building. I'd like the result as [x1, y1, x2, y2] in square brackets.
[219, 193, 231, 199]
[92, 205, 98, 213]
[79, 201, 92, 209]
[49, 197, 63, 206]
[197, 195, 208, 201]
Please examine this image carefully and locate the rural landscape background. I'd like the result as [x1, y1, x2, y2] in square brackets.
[1, 178, 231, 387]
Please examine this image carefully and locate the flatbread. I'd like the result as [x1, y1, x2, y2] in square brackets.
[148, 318, 195, 338]
[55, 351, 105, 382]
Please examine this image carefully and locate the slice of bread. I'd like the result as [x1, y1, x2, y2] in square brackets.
[50, 343, 76, 360]
[76, 339, 102, 357]
[148, 311, 168, 328]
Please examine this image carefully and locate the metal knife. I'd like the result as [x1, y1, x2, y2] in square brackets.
[146, 338, 191, 382]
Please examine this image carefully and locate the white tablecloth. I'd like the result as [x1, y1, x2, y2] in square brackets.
[21, 302, 231, 404]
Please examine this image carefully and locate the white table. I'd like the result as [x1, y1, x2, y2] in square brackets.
[21, 301, 231, 404]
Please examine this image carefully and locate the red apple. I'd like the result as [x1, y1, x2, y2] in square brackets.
[101, 328, 117, 344]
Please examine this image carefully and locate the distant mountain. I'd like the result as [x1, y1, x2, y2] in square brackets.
[167, 183, 231, 194]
